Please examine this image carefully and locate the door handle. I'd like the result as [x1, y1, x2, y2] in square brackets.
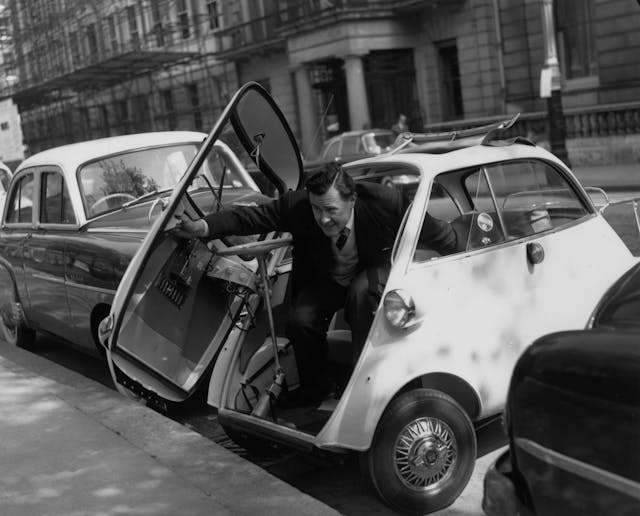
[526, 242, 544, 265]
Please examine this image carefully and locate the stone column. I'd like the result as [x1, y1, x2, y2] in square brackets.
[294, 66, 319, 159]
[344, 55, 371, 130]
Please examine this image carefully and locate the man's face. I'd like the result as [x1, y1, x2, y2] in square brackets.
[309, 185, 355, 238]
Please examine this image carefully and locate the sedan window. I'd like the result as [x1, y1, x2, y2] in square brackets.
[6, 173, 35, 224]
[40, 172, 76, 225]
[78, 143, 200, 218]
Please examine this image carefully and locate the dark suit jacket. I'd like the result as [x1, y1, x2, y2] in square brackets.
[204, 182, 457, 294]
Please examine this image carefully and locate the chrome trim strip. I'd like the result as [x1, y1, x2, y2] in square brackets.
[515, 437, 640, 501]
[65, 280, 116, 296]
[32, 273, 65, 284]
[86, 228, 147, 234]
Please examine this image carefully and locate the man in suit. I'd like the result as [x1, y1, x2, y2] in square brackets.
[174, 164, 458, 404]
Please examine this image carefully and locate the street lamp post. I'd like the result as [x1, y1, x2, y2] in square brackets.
[540, 0, 570, 166]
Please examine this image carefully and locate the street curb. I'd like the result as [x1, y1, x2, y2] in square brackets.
[0, 343, 341, 516]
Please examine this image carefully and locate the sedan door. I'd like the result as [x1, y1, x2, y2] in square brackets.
[22, 168, 75, 342]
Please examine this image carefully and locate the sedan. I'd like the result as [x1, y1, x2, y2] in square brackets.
[304, 128, 396, 176]
[0, 131, 262, 354]
[483, 260, 640, 516]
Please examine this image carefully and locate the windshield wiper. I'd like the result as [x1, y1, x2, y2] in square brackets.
[122, 187, 174, 209]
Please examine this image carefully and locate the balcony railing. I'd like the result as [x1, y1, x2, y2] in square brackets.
[215, 12, 285, 57]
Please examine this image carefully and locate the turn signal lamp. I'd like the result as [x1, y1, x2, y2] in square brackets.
[383, 289, 415, 328]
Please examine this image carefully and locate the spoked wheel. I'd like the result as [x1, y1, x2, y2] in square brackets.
[361, 388, 476, 515]
[0, 301, 35, 350]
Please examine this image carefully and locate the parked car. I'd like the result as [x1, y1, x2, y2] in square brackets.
[0, 160, 12, 215]
[483, 260, 640, 516]
[304, 128, 396, 177]
[101, 83, 639, 514]
[0, 131, 263, 354]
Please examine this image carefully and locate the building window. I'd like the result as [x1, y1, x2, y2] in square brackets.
[69, 31, 81, 65]
[116, 99, 130, 132]
[207, 0, 222, 30]
[151, 3, 165, 46]
[86, 24, 98, 59]
[187, 83, 202, 130]
[161, 89, 176, 130]
[0, 122, 8, 130]
[107, 14, 118, 53]
[127, 6, 139, 45]
[555, 0, 597, 79]
[437, 40, 463, 121]
[177, 0, 190, 39]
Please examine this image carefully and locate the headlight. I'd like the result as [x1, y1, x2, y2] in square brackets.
[383, 289, 415, 328]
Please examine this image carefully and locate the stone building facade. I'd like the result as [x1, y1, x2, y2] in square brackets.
[1, 0, 639, 163]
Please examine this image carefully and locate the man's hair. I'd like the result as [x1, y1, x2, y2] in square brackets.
[306, 163, 356, 200]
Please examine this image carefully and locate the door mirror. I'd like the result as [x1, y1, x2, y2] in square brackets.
[231, 84, 303, 194]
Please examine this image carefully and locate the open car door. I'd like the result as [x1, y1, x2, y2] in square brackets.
[101, 83, 303, 403]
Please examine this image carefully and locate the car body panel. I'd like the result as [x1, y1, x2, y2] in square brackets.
[483, 263, 640, 515]
[314, 180, 636, 451]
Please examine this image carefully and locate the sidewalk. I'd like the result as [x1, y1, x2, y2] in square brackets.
[0, 343, 340, 516]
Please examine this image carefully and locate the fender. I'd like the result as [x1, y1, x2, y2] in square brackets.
[316, 341, 485, 451]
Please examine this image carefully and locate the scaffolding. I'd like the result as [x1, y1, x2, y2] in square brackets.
[1, 0, 236, 155]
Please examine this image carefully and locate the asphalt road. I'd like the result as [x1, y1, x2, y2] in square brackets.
[11, 334, 506, 516]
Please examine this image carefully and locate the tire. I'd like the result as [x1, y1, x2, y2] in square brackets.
[0, 300, 36, 350]
[361, 388, 477, 515]
[221, 424, 276, 456]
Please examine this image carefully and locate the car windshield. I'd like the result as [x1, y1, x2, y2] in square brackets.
[78, 143, 251, 218]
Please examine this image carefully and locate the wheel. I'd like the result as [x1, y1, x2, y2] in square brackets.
[361, 388, 477, 515]
[0, 301, 36, 350]
[221, 424, 277, 456]
[89, 193, 136, 215]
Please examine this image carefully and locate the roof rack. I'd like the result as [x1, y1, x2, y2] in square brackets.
[388, 113, 528, 155]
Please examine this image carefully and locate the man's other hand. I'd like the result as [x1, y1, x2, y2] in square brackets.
[171, 214, 208, 239]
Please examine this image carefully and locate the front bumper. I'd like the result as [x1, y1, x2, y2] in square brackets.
[482, 450, 531, 516]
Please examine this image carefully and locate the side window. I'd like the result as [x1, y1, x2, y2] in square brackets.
[6, 173, 35, 224]
[323, 140, 341, 160]
[40, 172, 76, 225]
[341, 136, 359, 155]
[414, 183, 461, 262]
[485, 160, 590, 239]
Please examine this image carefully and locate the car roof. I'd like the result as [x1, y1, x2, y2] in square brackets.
[345, 140, 569, 181]
[17, 131, 207, 172]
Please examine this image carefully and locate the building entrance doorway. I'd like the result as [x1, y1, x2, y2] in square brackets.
[364, 49, 419, 130]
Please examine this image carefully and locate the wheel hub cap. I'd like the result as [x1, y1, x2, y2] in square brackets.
[394, 417, 457, 491]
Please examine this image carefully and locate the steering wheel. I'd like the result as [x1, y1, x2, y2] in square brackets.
[216, 237, 293, 258]
[90, 193, 136, 214]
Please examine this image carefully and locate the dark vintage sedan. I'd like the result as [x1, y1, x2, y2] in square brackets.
[483, 260, 640, 516]
[0, 131, 263, 354]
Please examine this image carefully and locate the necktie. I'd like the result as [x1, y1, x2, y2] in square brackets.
[336, 227, 349, 250]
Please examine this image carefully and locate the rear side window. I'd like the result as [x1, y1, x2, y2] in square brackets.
[341, 136, 359, 155]
[6, 173, 35, 224]
[41, 172, 76, 224]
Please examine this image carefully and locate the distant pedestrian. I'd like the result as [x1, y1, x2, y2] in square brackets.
[391, 113, 409, 135]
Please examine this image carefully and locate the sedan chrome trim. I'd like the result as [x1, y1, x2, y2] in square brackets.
[515, 437, 640, 501]
[32, 273, 65, 285]
[85, 228, 147, 234]
[65, 280, 116, 296]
